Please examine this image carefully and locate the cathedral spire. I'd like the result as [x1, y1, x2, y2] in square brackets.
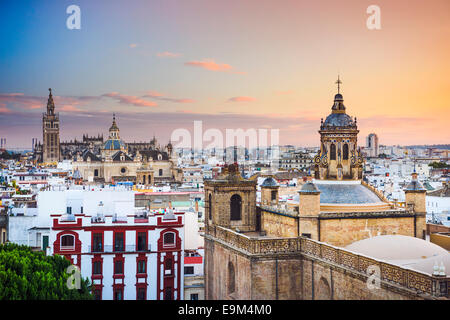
[47, 88, 55, 115]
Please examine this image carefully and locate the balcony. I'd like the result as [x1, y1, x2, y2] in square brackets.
[88, 244, 151, 253]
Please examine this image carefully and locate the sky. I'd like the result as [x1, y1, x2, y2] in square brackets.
[0, 0, 449, 149]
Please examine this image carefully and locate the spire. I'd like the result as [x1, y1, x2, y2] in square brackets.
[109, 113, 119, 134]
[331, 76, 345, 113]
[47, 88, 55, 115]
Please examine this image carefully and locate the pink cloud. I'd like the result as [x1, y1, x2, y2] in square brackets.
[129, 43, 138, 48]
[185, 59, 233, 72]
[102, 92, 157, 107]
[156, 51, 181, 58]
[228, 96, 256, 102]
[0, 104, 11, 114]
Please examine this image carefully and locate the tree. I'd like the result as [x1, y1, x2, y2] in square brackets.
[428, 162, 449, 169]
[0, 243, 92, 300]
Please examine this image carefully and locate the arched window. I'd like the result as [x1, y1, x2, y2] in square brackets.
[208, 193, 212, 220]
[163, 232, 175, 247]
[330, 144, 336, 160]
[230, 194, 242, 221]
[60, 234, 75, 249]
[228, 261, 235, 294]
[94, 169, 99, 177]
[142, 175, 146, 184]
[343, 144, 349, 160]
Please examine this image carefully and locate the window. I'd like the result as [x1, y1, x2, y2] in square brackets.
[138, 260, 146, 274]
[302, 233, 312, 239]
[228, 262, 235, 294]
[163, 232, 175, 247]
[66, 206, 72, 214]
[230, 194, 242, 221]
[60, 235, 74, 249]
[81, 206, 83, 214]
[93, 233, 103, 252]
[190, 294, 199, 300]
[330, 144, 336, 160]
[114, 232, 124, 251]
[114, 260, 124, 275]
[120, 167, 126, 174]
[137, 232, 147, 251]
[114, 288, 123, 300]
[343, 144, 349, 160]
[159, 169, 163, 176]
[208, 194, 212, 220]
[137, 287, 146, 300]
[94, 169, 99, 177]
[93, 261, 102, 275]
[271, 190, 277, 201]
[184, 266, 194, 275]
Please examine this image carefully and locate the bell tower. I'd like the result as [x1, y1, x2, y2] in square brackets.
[314, 77, 363, 180]
[42, 88, 60, 163]
[204, 164, 257, 233]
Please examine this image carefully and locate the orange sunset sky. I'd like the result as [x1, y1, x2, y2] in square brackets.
[0, 0, 449, 148]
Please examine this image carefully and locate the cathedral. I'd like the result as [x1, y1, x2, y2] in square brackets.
[204, 80, 448, 300]
[35, 89, 182, 184]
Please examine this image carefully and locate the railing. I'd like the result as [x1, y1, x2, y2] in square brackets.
[88, 244, 151, 253]
[206, 224, 449, 298]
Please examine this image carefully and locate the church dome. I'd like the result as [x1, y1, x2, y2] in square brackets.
[261, 177, 278, 187]
[103, 139, 126, 150]
[322, 113, 355, 128]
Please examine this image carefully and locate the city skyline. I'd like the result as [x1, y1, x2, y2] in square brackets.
[1, 0, 450, 148]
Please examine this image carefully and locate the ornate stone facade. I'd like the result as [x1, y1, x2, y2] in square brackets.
[314, 80, 363, 180]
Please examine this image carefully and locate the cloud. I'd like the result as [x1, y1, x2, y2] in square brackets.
[129, 43, 138, 48]
[143, 91, 195, 104]
[228, 96, 256, 102]
[0, 104, 11, 113]
[0, 93, 42, 110]
[156, 51, 181, 58]
[184, 59, 238, 73]
[102, 92, 158, 107]
[0, 92, 101, 113]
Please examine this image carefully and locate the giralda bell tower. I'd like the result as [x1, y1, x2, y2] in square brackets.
[42, 88, 60, 163]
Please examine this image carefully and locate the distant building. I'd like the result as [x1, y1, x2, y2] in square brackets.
[366, 133, 379, 157]
[42, 89, 60, 163]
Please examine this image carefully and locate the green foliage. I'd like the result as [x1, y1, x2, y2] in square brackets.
[0, 243, 93, 300]
[428, 162, 449, 169]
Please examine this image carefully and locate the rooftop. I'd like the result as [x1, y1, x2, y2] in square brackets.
[314, 181, 384, 204]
